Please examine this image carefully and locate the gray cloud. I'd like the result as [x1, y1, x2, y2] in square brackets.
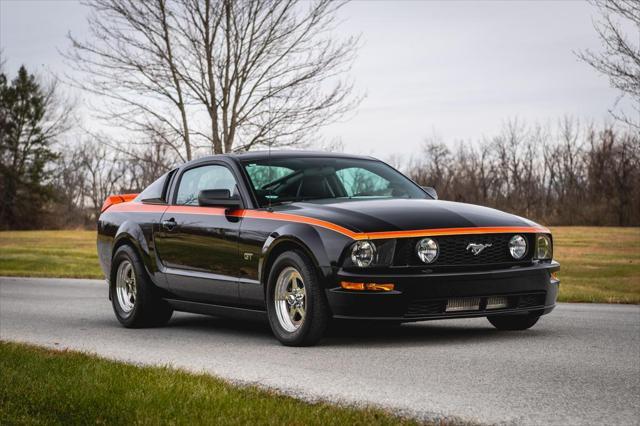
[0, 0, 624, 157]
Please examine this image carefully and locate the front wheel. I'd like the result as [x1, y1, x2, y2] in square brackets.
[266, 250, 330, 346]
[487, 313, 541, 330]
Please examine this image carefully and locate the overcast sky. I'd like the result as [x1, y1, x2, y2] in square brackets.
[0, 0, 627, 158]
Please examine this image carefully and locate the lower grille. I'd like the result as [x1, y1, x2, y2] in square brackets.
[486, 296, 509, 310]
[518, 293, 547, 308]
[446, 297, 481, 312]
[405, 300, 446, 317]
[404, 292, 546, 318]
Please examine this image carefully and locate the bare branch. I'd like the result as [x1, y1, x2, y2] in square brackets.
[578, 0, 640, 129]
[65, 0, 360, 157]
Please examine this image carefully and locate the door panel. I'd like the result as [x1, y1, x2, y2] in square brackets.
[154, 164, 243, 304]
[156, 206, 241, 303]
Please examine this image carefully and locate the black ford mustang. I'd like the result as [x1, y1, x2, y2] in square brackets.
[97, 151, 559, 346]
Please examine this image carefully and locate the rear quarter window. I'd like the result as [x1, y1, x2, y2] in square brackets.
[136, 170, 175, 203]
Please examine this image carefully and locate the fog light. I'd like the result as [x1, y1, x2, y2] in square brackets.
[340, 281, 394, 291]
[416, 238, 439, 264]
[509, 234, 527, 259]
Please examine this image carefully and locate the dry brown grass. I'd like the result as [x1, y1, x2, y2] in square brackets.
[550, 227, 640, 303]
[1, 228, 638, 303]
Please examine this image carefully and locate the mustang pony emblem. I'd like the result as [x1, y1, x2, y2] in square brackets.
[466, 242, 492, 255]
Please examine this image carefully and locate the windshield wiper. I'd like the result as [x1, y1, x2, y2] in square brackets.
[263, 200, 294, 207]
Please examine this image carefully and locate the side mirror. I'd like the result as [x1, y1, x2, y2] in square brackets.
[421, 186, 438, 200]
[198, 189, 242, 209]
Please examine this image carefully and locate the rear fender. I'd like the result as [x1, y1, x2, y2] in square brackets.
[113, 221, 155, 280]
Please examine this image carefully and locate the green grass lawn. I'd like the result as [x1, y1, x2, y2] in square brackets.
[0, 227, 638, 303]
[0, 341, 424, 426]
[0, 230, 103, 279]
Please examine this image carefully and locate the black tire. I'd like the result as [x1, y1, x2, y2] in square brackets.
[110, 245, 173, 328]
[266, 250, 330, 346]
[487, 313, 541, 330]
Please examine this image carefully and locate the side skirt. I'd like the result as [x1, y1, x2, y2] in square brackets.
[164, 298, 267, 322]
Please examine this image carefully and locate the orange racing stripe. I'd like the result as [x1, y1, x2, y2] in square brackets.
[362, 226, 551, 240]
[107, 202, 551, 239]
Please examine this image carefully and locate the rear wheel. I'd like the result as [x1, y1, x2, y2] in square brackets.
[110, 245, 173, 328]
[487, 313, 541, 330]
[266, 250, 330, 346]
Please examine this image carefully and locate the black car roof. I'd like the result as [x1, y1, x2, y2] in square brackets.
[186, 150, 377, 166]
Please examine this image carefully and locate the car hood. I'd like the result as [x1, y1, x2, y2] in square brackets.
[273, 198, 542, 234]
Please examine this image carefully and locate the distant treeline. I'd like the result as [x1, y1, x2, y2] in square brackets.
[405, 119, 639, 226]
[3, 0, 638, 230]
[49, 119, 639, 229]
[1, 65, 637, 229]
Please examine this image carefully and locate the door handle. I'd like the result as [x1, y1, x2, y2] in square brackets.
[162, 218, 177, 231]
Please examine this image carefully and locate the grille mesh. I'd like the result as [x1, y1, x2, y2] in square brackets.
[394, 233, 535, 267]
[518, 293, 546, 308]
[405, 299, 446, 317]
[404, 292, 546, 318]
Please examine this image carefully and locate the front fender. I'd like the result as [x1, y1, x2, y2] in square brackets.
[259, 223, 339, 284]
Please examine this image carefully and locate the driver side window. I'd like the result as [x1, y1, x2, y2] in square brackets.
[176, 165, 237, 206]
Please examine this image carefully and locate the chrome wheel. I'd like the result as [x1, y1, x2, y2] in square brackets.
[274, 266, 306, 332]
[115, 260, 136, 315]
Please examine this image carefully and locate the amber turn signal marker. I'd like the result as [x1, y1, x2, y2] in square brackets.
[366, 283, 395, 291]
[340, 281, 394, 291]
[340, 281, 365, 290]
[551, 272, 559, 280]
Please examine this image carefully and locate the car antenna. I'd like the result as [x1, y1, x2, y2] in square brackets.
[267, 81, 273, 213]
[267, 144, 273, 212]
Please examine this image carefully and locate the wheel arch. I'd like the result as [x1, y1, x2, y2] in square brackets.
[112, 234, 140, 257]
[111, 221, 155, 282]
[259, 224, 334, 293]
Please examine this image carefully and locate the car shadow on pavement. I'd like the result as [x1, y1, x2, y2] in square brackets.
[165, 313, 274, 338]
[322, 319, 552, 347]
[162, 313, 552, 348]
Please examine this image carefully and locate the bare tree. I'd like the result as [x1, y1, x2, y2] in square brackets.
[414, 134, 453, 196]
[579, 0, 640, 129]
[408, 120, 639, 226]
[49, 130, 177, 228]
[50, 144, 92, 228]
[120, 131, 179, 190]
[66, 0, 360, 160]
[76, 140, 126, 221]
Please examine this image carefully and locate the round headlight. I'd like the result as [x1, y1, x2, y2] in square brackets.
[416, 238, 439, 264]
[536, 234, 552, 259]
[509, 235, 527, 259]
[350, 240, 376, 267]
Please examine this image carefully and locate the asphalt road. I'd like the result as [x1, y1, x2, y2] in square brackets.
[1, 277, 639, 425]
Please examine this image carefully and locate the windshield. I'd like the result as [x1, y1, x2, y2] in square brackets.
[242, 157, 427, 207]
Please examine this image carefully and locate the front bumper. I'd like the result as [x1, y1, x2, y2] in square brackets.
[326, 261, 560, 321]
